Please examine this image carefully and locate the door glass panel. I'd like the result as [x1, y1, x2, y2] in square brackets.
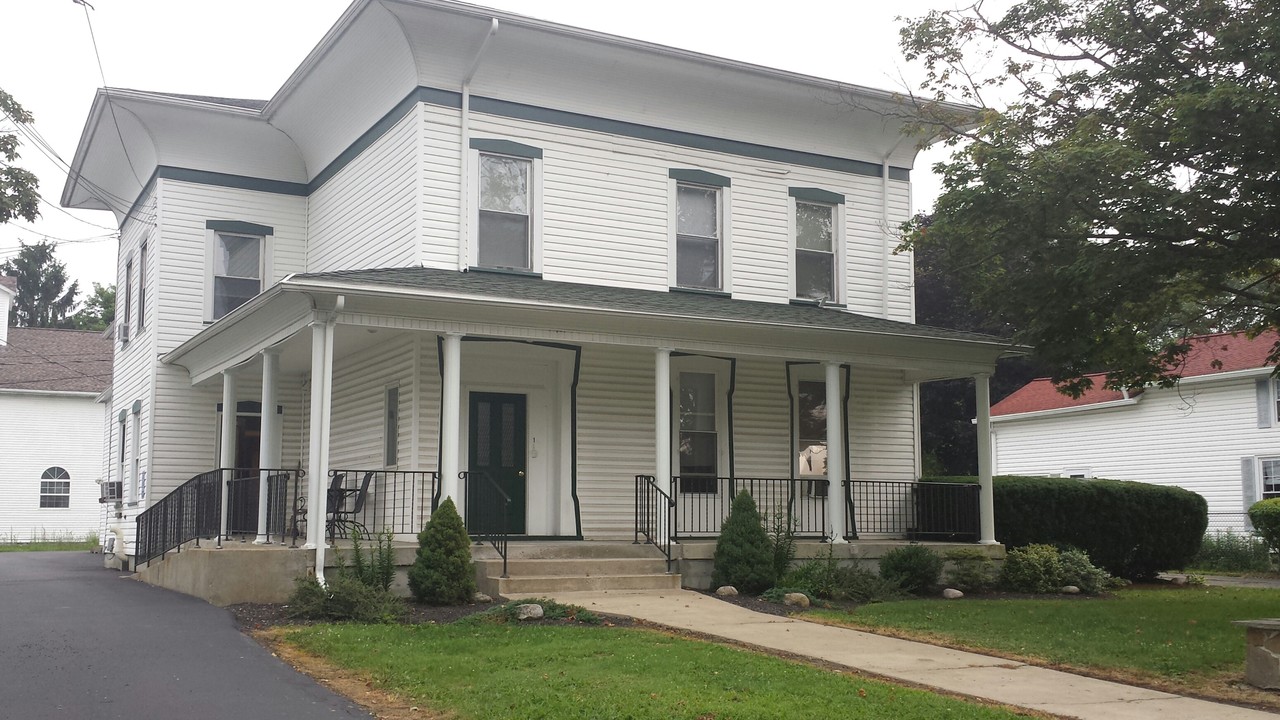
[501, 403, 516, 467]
[475, 401, 491, 467]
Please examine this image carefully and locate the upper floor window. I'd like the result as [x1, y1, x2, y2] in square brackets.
[137, 240, 147, 333]
[122, 257, 133, 340]
[40, 467, 71, 509]
[670, 169, 732, 292]
[471, 139, 542, 272]
[789, 188, 845, 303]
[205, 220, 273, 321]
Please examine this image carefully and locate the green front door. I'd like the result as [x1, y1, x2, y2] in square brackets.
[466, 392, 528, 534]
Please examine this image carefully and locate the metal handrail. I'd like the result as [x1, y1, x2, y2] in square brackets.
[669, 475, 829, 539]
[461, 470, 510, 578]
[634, 474, 675, 573]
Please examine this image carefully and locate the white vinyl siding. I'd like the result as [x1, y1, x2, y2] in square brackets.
[420, 104, 463, 270]
[0, 393, 103, 539]
[994, 377, 1277, 525]
[309, 107, 421, 273]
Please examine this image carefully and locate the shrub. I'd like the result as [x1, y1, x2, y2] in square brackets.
[767, 506, 798, 583]
[1000, 544, 1064, 593]
[286, 574, 405, 623]
[925, 475, 1208, 579]
[944, 548, 996, 592]
[878, 545, 943, 595]
[1190, 531, 1272, 572]
[1058, 548, 1110, 594]
[342, 529, 396, 591]
[782, 548, 842, 599]
[459, 598, 601, 625]
[408, 497, 476, 605]
[781, 548, 904, 603]
[711, 492, 775, 594]
[1249, 499, 1280, 561]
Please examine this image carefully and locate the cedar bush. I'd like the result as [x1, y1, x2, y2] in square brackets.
[926, 475, 1207, 579]
[1249, 498, 1280, 560]
[878, 545, 943, 595]
[408, 497, 476, 605]
[711, 491, 775, 594]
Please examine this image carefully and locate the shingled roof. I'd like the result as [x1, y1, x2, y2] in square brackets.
[0, 327, 113, 393]
[0, 276, 16, 294]
[291, 267, 1011, 346]
[992, 330, 1278, 417]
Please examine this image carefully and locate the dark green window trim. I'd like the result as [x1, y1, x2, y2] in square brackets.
[206, 220, 274, 236]
[470, 139, 543, 159]
[466, 266, 542, 279]
[789, 187, 845, 205]
[669, 286, 731, 299]
[669, 169, 731, 187]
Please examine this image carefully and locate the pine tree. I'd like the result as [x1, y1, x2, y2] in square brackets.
[1, 241, 79, 328]
[407, 497, 476, 605]
[711, 491, 775, 594]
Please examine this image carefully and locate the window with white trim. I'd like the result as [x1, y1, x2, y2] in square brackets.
[1263, 457, 1280, 500]
[795, 379, 829, 496]
[670, 169, 731, 292]
[471, 139, 542, 272]
[205, 220, 273, 322]
[789, 188, 845, 303]
[39, 467, 71, 509]
[122, 257, 133, 340]
[671, 356, 733, 495]
[137, 240, 147, 333]
[384, 385, 400, 467]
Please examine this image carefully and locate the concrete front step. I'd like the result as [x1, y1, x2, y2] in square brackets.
[493, 572, 682, 595]
[476, 557, 671, 578]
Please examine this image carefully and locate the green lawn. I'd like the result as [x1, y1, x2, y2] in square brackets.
[281, 623, 1031, 720]
[806, 587, 1275, 681]
[0, 539, 97, 552]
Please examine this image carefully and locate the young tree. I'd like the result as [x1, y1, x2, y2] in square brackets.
[72, 283, 115, 331]
[1, 241, 79, 328]
[899, 0, 1280, 396]
[0, 89, 40, 225]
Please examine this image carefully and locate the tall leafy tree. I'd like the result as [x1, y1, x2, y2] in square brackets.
[0, 89, 39, 224]
[1, 241, 79, 328]
[899, 0, 1279, 396]
[71, 282, 115, 331]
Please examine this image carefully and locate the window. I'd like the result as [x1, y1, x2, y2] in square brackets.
[40, 467, 71, 509]
[384, 385, 400, 467]
[789, 188, 845, 302]
[117, 411, 127, 502]
[471, 139, 542, 272]
[1263, 458, 1280, 500]
[796, 380, 829, 496]
[670, 169, 731, 292]
[205, 220, 273, 321]
[678, 371, 718, 493]
[122, 257, 133, 339]
[131, 402, 142, 502]
[137, 240, 147, 332]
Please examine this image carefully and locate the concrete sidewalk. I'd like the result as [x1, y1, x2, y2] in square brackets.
[525, 588, 1277, 720]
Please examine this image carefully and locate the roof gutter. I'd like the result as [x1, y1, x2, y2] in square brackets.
[991, 396, 1142, 423]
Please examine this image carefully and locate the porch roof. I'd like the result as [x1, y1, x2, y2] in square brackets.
[292, 267, 1010, 346]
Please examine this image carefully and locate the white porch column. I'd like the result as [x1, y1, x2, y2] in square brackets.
[825, 362, 847, 543]
[439, 333, 463, 505]
[218, 368, 238, 542]
[975, 372, 997, 544]
[655, 347, 672, 540]
[254, 348, 281, 544]
[304, 322, 330, 550]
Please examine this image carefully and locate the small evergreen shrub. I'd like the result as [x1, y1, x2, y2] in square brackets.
[286, 574, 405, 623]
[1058, 548, 1110, 594]
[1190, 531, 1272, 572]
[878, 545, 943, 595]
[781, 548, 904, 603]
[408, 497, 477, 605]
[711, 492, 775, 594]
[782, 548, 842, 599]
[926, 475, 1207, 579]
[999, 544, 1064, 593]
[944, 548, 996, 592]
[767, 506, 798, 582]
[1249, 499, 1280, 561]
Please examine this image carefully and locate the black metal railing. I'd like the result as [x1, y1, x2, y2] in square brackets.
[461, 470, 509, 578]
[224, 469, 301, 543]
[135, 469, 221, 567]
[669, 476, 830, 539]
[847, 480, 980, 542]
[634, 475, 675, 572]
[323, 469, 439, 539]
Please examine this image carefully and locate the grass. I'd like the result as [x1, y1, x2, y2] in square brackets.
[0, 535, 97, 552]
[804, 587, 1276, 683]
[280, 623, 1032, 720]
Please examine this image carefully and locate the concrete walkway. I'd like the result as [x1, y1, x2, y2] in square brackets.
[1160, 572, 1280, 590]
[526, 588, 1278, 720]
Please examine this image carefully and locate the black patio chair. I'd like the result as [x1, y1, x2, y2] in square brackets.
[327, 471, 374, 541]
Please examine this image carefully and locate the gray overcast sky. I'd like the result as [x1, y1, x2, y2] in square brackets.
[0, 0, 962, 293]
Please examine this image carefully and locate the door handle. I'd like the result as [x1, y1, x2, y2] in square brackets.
[517, 471, 525, 478]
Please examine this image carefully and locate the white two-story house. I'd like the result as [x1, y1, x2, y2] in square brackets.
[64, 0, 1010, 593]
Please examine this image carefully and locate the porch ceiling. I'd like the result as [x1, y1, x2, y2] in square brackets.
[165, 267, 1022, 384]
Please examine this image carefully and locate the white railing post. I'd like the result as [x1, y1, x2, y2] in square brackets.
[440, 333, 464, 506]
[255, 348, 280, 544]
[975, 372, 997, 544]
[825, 362, 847, 543]
[655, 347, 672, 542]
[219, 368, 238, 542]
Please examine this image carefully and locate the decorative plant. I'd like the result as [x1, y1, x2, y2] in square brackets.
[408, 497, 476, 605]
[711, 491, 775, 594]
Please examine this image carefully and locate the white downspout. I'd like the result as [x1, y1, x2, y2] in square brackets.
[458, 18, 500, 271]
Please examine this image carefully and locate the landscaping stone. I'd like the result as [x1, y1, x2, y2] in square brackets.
[515, 603, 544, 621]
[1171, 576, 1187, 586]
[715, 586, 738, 597]
[1233, 619, 1280, 690]
[942, 588, 964, 599]
[1061, 585, 1080, 594]
[473, 593, 493, 603]
[783, 592, 810, 608]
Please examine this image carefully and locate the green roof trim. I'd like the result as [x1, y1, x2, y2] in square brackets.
[470, 139, 543, 159]
[789, 187, 845, 205]
[669, 169, 731, 187]
[206, 220, 274, 236]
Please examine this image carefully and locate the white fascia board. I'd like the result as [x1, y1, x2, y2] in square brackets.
[0, 388, 102, 399]
[991, 396, 1142, 424]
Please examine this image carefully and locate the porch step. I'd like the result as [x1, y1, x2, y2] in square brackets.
[471, 543, 681, 596]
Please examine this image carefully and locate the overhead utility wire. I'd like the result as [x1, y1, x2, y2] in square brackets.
[76, 0, 146, 188]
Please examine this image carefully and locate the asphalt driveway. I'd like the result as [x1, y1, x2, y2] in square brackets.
[0, 551, 371, 719]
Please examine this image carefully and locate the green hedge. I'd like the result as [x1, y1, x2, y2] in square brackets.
[924, 475, 1207, 579]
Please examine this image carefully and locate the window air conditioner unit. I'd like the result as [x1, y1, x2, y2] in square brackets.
[118, 324, 129, 343]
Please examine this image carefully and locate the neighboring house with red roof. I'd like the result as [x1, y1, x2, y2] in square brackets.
[991, 331, 1280, 532]
[0, 277, 114, 541]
